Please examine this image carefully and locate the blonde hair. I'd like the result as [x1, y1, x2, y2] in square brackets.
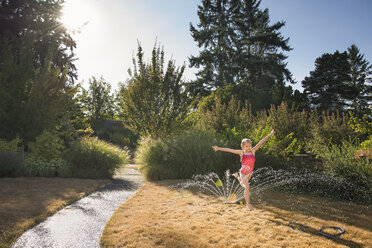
[241, 138, 252, 147]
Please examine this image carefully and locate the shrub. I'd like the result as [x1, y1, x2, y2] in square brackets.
[94, 124, 139, 151]
[307, 111, 356, 152]
[312, 139, 372, 203]
[28, 131, 65, 160]
[0, 137, 22, 153]
[251, 103, 310, 157]
[136, 130, 239, 180]
[193, 97, 253, 144]
[266, 103, 310, 154]
[348, 111, 372, 150]
[64, 137, 129, 178]
[237, 103, 312, 170]
[24, 158, 71, 177]
[194, 101, 314, 170]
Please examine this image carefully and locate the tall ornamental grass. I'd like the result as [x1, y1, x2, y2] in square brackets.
[64, 137, 129, 178]
[136, 130, 239, 180]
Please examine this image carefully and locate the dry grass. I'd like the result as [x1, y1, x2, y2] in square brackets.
[101, 180, 372, 248]
[0, 177, 110, 248]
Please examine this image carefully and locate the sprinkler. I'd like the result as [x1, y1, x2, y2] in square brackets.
[289, 217, 346, 239]
[224, 199, 245, 205]
[173, 170, 245, 202]
[318, 226, 345, 239]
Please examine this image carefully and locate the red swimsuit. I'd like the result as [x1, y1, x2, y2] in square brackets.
[240, 153, 255, 175]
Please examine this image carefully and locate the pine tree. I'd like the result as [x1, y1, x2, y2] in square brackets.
[302, 51, 353, 112]
[231, 0, 292, 86]
[189, 0, 234, 95]
[0, 0, 77, 80]
[347, 44, 372, 115]
[189, 0, 293, 97]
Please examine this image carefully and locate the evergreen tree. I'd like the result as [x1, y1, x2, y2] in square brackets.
[189, 0, 235, 94]
[347, 44, 372, 115]
[302, 51, 353, 112]
[0, 0, 77, 80]
[118, 43, 191, 138]
[189, 0, 293, 97]
[0, 34, 77, 143]
[0, 0, 79, 143]
[231, 0, 292, 86]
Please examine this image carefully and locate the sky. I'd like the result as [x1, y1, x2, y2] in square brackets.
[61, 0, 372, 92]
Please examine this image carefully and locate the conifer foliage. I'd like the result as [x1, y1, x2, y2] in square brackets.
[302, 51, 352, 112]
[189, 0, 293, 96]
[347, 44, 372, 115]
[0, 0, 77, 79]
[0, 0, 78, 143]
[302, 45, 371, 113]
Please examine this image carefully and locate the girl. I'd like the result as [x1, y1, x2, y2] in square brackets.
[212, 130, 275, 210]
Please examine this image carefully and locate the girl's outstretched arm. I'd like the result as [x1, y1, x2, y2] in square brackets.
[212, 145, 242, 155]
[253, 129, 275, 152]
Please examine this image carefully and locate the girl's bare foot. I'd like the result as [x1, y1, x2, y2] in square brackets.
[247, 204, 255, 211]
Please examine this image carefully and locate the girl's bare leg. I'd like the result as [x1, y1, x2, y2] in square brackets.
[241, 174, 254, 210]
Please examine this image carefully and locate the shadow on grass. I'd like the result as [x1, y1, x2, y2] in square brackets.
[253, 190, 370, 248]
[300, 225, 362, 248]
[159, 179, 371, 232]
[157, 179, 370, 248]
[268, 218, 363, 248]
[254, 190, 372, 232]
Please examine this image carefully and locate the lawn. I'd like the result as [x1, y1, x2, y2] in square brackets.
[101, 180, 372, 248]
[0, 177, 110, 248]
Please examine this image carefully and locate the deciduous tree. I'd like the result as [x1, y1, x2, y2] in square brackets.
[80, 76, 115, 121]
[118, 43, 191, 138]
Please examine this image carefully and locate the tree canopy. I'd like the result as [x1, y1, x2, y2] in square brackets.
[347, 44, 372, 115]
[0, 0, 77, 80]
[117, 43, 191, 138]
[302, 45, 371, 113]
[189, 0, 293, 97]
[0, 0, 78, 143]
[80, 76, 115, 121]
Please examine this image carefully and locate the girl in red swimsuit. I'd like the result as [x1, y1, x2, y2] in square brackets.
[212, 130, 274, 210]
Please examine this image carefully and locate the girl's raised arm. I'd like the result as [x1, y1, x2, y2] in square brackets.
[253, 129, 275, 152]
[212, 145, 242, 155]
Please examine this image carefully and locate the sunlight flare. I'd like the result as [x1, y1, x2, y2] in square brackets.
[60, 0, 95, 33]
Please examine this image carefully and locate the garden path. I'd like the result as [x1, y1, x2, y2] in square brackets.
[12, 166, 143, 248]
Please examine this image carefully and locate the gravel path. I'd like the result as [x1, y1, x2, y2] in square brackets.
[13, 167, 143, 248]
